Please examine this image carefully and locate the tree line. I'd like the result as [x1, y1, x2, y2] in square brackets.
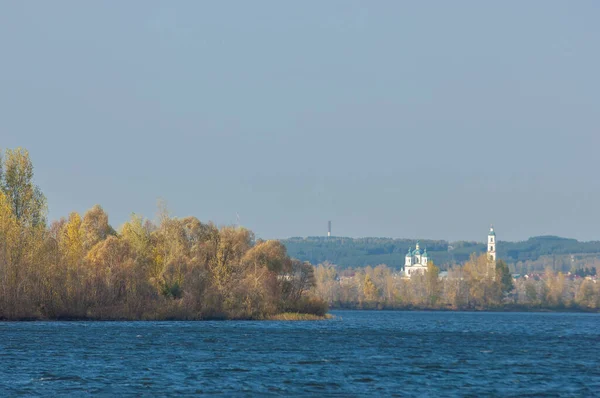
[283, 236, 600, 272]
[0, 148, 326, 320]
[314, 255, 600, 311]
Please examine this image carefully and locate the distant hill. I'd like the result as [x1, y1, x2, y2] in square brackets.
[281, 236, 600, 271]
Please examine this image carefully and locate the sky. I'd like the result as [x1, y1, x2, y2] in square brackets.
[1, 1, 599, 242]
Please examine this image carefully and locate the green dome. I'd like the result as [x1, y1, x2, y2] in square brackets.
[422, 250, 428, 257]
[489, 230, 496, 236]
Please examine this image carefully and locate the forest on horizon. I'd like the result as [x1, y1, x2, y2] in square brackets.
[283, 236, 600, 273]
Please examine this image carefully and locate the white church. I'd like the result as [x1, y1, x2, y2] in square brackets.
[404, 242, 429, 277]
[404, 226, 498, 278]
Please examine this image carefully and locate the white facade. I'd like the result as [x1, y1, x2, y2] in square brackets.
[404, 241, 429, 278]
[488, 226, 496, 262]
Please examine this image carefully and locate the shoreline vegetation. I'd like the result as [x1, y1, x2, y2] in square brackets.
[0, 148, 327, 321]
[0, 312, 333, 322]
[313, 256, 600, 313]
[266, 312, 334, 321]
[1, 147, 598, 321]
[329, 306, 600, 314]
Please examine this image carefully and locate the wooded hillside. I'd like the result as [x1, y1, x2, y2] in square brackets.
[282, 236, 600, 272]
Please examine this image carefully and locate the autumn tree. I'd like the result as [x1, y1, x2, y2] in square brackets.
[60, 212, 85, 268]
[407, 272, 428, 306]
[575, 279, 596, 309]
[372, 264, 396, 305]
[86, 235, 137, 307]
[81, 205, 114, 250]
[445, 266, 469, 309]
[544, 268, 567, 307]
[152, 213, 187, 298]
[463, 253, 501, 307]
[525, 280, 538, 304]
[1, 148, 46, 227]
[495, 259, 514, 294]
[120, 213, 153, 268]
[425, 261, 441, 306]
[314, 262, 339, 306]
[210, 226, 254, 291]
[284, 259, 316, 302]
[242, 240, 289, 290]
[0, 190, 22, 316]
[363, 274, 378, 303]
[236, 240, 289, 316]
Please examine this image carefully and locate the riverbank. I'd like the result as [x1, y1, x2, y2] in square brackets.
[0, 312, 333, 322]
[329, 304, 600, 313]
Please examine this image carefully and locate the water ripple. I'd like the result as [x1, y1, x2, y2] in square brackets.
[0, 311, 598, 396]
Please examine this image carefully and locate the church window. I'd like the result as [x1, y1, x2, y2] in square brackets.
[490, 245, 494, 251]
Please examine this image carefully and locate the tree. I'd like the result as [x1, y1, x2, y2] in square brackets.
[575, 279, 596, 309]
[86, 235, 131, 270]
[1, 148, 46, 227]
[445, 266, 469, 309]
[545, 268, 567, 307]
[525, 281, 538, 304]
[60, 212, 85, 268]
[210, 226, 254, 290]
[242, 240, 290, 290]
[496, 259, 514, 293]
[0, 190, 21, 315]
[81, 205, 114, 250]
[372, 264, 396, 305]
[121, 213, 153, 266]
[314, 262, 338, 306]
[425, 261, 441, 306]
[363, 274, 378, 303]
[463, 253, 501, 307]
[284, 259, 316, 302]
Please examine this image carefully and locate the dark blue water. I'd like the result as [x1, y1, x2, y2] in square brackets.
[1, 311, 599, 396]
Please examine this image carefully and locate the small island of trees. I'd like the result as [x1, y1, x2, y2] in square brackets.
[0, 148, 326, 320]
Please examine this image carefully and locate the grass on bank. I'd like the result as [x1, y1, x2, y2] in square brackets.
[267, 312, 333, 321]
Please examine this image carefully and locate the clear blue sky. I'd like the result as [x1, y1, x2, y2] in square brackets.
[1, 2, 598, 242]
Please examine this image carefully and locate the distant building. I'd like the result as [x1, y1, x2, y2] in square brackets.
[404, 241, 429, 278]
[488, 226, 496, 262]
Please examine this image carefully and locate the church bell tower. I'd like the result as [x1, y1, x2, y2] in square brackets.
[488, 225, 496, 262]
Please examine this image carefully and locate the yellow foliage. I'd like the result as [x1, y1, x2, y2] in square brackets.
[0, 191, 20, 261]
[61, 212, 84, 267]
[81, 204, 112, 250]
[2, 148, 46, 226]
[0, 147, 327, 320]
[86, 236, 131, 269]
[363, 274, 378, 302]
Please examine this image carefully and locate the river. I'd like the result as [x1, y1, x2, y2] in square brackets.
[1, 311, 599, 396]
